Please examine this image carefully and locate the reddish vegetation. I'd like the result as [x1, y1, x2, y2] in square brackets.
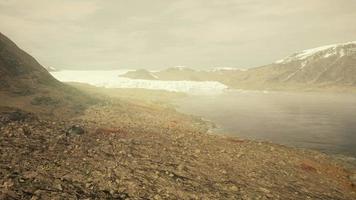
[300, 162, 317, 172]
[226, 138, 245, 144]
[96, 127, 126, 135]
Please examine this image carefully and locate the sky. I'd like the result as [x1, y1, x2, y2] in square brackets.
[0, 0, 356, 70]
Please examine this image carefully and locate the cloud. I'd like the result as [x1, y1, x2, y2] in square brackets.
[0, 0, 355, 69]
[0, 0, 99, 21]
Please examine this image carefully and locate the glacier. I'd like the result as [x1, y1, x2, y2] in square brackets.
[51, 70, 228, 94]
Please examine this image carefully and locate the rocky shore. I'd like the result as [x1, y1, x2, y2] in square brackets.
[1, 97, 356, 199]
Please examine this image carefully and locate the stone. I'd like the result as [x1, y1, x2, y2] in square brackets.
[23, 127, 32, 136]
[66, 125, 85, 136]
[259, 187, 271, 194]
[177, 164, 185, 171]
[230, 185, 238, 192]
[350, 173, 356, 187]
[54, 183, 63, 191]
[3, 110, 31, 122]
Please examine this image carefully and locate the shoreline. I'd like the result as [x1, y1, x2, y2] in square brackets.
[2, 85, 356, 199]
[174, 90, 356, 158]
[0, 94, 356, 200]
[205, 118, 356, 164]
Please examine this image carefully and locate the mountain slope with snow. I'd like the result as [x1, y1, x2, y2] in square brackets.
[119, 41, 356, 91]
[275, 41, 356, 64]
[225, 41, 356, 90]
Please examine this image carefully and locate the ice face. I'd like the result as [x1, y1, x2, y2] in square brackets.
[51, 70, 228, 94]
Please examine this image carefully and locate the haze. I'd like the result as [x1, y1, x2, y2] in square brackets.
[0, 0, 355, 70]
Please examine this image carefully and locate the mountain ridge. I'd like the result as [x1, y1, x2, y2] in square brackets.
[120, 41, 356, 91]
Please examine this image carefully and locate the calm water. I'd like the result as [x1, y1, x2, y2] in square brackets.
[176, 90, 356, 156]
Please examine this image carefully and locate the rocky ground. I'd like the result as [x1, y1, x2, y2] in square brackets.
[1, 96, 356, 200]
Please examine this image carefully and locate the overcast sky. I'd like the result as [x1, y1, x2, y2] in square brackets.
[1, 0, 356, 70]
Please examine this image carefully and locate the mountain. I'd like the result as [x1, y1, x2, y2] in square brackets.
[229, 41, 356, 90]
[120, 41, 356, 91]
[154, 66, 217, 81]
[120, 69, 158, 80]
[0, 32, 95, 117]
[120, 66, 244, 83]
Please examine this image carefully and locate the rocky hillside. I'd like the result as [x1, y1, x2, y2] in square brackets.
[0, 32, 63, 94]
[0, 32, 95, 117]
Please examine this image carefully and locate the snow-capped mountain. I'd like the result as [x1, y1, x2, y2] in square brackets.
[224, 41, 356, 90]
[275, 41, 356, 64]
[81, 41, 356, 92]
[272, 41, 356, 85]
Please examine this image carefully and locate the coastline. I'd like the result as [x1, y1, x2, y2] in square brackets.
[2, 85, 356, 199]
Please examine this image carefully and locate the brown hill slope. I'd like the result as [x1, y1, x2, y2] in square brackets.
[0, 32, 62, 94]
[0, 32, 96, 117]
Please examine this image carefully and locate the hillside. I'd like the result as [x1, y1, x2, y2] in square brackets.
[0, 32, 95, 117]
[0, 32, 62, 94]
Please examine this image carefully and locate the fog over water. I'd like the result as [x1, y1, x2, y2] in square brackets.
[176, 90, 356, 156]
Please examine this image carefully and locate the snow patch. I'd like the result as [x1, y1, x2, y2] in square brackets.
[300, 61, 308, 69]
[210, 67, 247, 72]
[172, 66, 187, 71]
[274, 58, 288, 64]
[324, 52, 336, 58]
[150, 73, 159, 79]
[44, 66, 57, 71]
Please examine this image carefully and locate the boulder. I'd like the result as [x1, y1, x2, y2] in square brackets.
[66, 125, 85, 136]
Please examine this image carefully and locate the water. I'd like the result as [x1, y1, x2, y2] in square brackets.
[176, 90, 356, 156]
[50, 70, 356, 156]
